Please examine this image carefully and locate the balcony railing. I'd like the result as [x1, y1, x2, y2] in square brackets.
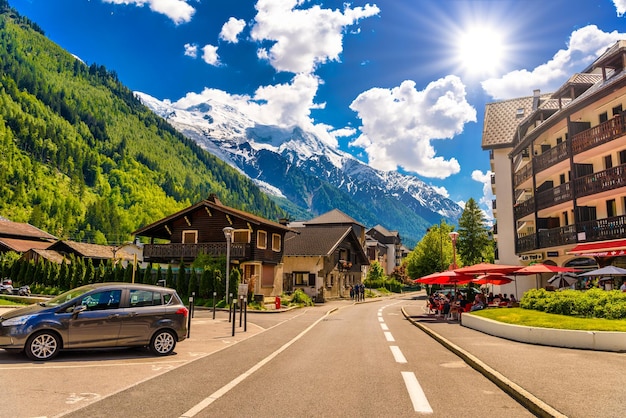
[536, 181, 573, 211]
[143, 242, 249, 260]
[574, 164, 626, 198]
[571, 113, 625, 155]
[514, 163, 532, 188]
[514, 196, 535, 219]
[533, 141, 569, 173]
[516, 216, 626, 252]
[577, 215, 626, 242]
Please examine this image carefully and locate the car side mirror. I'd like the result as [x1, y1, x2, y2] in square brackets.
[72, 305, 87, 315]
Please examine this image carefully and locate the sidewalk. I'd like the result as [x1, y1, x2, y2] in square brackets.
[402, 303, 626, 418]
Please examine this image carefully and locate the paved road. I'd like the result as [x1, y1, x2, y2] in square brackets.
[2, 293, 624, 418]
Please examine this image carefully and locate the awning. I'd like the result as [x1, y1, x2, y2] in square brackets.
[567, 239, 626, 257]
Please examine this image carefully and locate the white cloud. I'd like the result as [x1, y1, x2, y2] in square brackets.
[201, 44, 220, 66]
[330, 127, 357, 138]
[482, 25, 626, 100]
[430, 185, 449, 198]
[220, 17, 246, 43]
[471, 169, 494, 221]
[349, 76, 476, 179]
[103, 0, 195, 25]
[250, 0, 380, 74]
[613, 0, 626, 16]
[183, 43, 197, 58]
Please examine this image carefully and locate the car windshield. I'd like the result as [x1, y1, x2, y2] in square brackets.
[44, 286, 95, 306]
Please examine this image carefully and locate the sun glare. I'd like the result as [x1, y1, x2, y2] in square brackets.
[458, 26, 506, 77]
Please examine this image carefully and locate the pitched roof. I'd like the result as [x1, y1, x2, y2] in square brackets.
[369, 224, 398, 237]
[284, 225, 353, 256]
[481, 96, 535, 149]
[0, 237, 53, 253]
[132, 194, 293, 237]
[304, 209, 363, 227]
[27, 249, 69, 264]
[48, 240, 134, 261]
[0, 219, 57, 241]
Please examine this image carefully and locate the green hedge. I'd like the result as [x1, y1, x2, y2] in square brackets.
[520, 288, 626, 319]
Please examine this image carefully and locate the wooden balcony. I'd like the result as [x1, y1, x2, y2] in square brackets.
[536, 181, 573, 211]
[516, 216, 626, 252]
[577, 215, 626, 242]
[533, 141, 569, 173]
[571, 113, 625, 155]
[513, 163, 532, 188]
[143, 242, 249, 261]
[514, 196, 535, 220]
[574, 164, 626, 198]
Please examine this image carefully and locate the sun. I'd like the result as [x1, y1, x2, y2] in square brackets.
[457, 25, 507, 77]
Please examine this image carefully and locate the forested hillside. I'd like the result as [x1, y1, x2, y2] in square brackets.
[0, 1, 285, 243]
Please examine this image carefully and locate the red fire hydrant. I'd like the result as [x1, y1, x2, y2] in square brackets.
[275, 296, 281, 310]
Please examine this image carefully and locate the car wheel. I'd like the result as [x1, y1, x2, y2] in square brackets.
[149, 329, 176, 356]
[25, 331, 61, 361]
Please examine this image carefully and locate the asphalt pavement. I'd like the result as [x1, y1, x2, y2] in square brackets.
[401, 298, 626, 418]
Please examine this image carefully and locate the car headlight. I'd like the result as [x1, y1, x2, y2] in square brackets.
[1, 315, 36, 326]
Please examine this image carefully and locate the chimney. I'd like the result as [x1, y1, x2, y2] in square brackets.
[207, 193, 221, 205]
[532, 89, 540, 110]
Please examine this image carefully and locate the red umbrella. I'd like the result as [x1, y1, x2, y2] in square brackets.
[455, 262, 522, 275]
[473, 274, 513, 286]
[515, 264, 580, 274]
[415, 270, 474, 285]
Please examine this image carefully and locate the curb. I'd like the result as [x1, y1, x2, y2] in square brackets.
[401, 307, 567, 418]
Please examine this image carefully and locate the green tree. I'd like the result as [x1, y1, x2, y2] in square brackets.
[405, 221, 454, 280]
[457, 198, 491, 266]
[367, 260, 385, 282]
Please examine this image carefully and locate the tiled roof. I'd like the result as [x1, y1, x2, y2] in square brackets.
[284, 225, 352, 256]
[481, 96, 535, 149]
[0, 219, 57, 241]
[370, 224, 398, 237]
[49, 240, 134, 260]
[304, 209, 363, 226]
[0, 238, 53, 252]
[28, 249, 69, 264]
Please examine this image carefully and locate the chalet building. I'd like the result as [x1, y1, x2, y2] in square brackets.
[42, 240, 135, 266]
[0, 217, 57, 254]
[365, 225, 402, 275]
[132, 194, 294, 298]
[483, 40, 626, 291]
[283, 210, 369, 301]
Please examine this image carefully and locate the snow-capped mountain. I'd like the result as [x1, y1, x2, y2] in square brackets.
[136, 92, 463, 247]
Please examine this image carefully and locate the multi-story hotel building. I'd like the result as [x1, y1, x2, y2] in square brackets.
[482, 40, 626, 290]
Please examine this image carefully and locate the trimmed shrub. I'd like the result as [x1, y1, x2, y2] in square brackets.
[520, 288, 626, 319]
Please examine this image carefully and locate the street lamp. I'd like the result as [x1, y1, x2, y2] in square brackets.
[223, 226, 234, 305]
[449, 231, 459, 269]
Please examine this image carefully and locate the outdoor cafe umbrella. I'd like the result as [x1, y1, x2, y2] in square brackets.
[454, 262, 522, 276]
[578, 265, 626, 277]
[415, 270, 475, 285]
[516, 263, 581, 289]
[547, 272, 579, 289]
[473, 274, 513, 286]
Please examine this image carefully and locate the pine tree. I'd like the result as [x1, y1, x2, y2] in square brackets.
[457, 198, 491, 266]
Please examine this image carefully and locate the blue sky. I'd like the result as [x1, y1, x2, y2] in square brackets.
[10, 0, 626, 221]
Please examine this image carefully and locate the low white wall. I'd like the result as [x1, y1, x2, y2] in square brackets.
[461, 313, 626, 352]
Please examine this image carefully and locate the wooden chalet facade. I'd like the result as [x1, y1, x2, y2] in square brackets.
[132, 194, 294, 297]
[283, 210, 369, 301]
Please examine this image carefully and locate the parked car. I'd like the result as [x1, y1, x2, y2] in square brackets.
[0, 283, 188, 360]
[0, 282, 30, 296]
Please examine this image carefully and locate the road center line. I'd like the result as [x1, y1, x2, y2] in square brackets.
[389, 345, 407, 363]
[401, 371, 433, 413]
[380, 323, 389, 331]
[179, 311, 330, 417]
[384, 331, 395, 342]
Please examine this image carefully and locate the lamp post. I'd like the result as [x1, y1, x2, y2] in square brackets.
[449, 231, 459, 270]
[223, 226, 234, 305]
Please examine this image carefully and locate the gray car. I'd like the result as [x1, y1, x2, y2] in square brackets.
[0, 283, 188, 360]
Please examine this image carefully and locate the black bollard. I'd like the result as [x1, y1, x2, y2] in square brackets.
[187, 295, 193, 338]
[239, 295, 243, 327]
[244, 299, 247, 332]
[212, 291, 216, 320]
[231, 300, 236, 336]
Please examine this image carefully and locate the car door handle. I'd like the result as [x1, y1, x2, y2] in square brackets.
[108, 314, 120, 319]
[128, 312, 137, 317]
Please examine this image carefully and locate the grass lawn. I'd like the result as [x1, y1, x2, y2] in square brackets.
[471, 308, 626, 332]
[0, 298, 24, 306]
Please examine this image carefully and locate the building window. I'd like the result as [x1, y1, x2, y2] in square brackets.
[294, 272, 308, 286]
[599, 111, 608, 123]
[556, 137, 562, 145]
[619, 149, 626, 165]
[233, 229, 250, 243]
[612, 105, 622, 116]
[272, 233, 281, 252]
[607, 199, 616, 218]
[604, 155, 613, 170]
[182, 230, 198, 244]
[559, 174, 566, 185]
[562, 211, 569, 226]
[257, 230, 267, 249]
